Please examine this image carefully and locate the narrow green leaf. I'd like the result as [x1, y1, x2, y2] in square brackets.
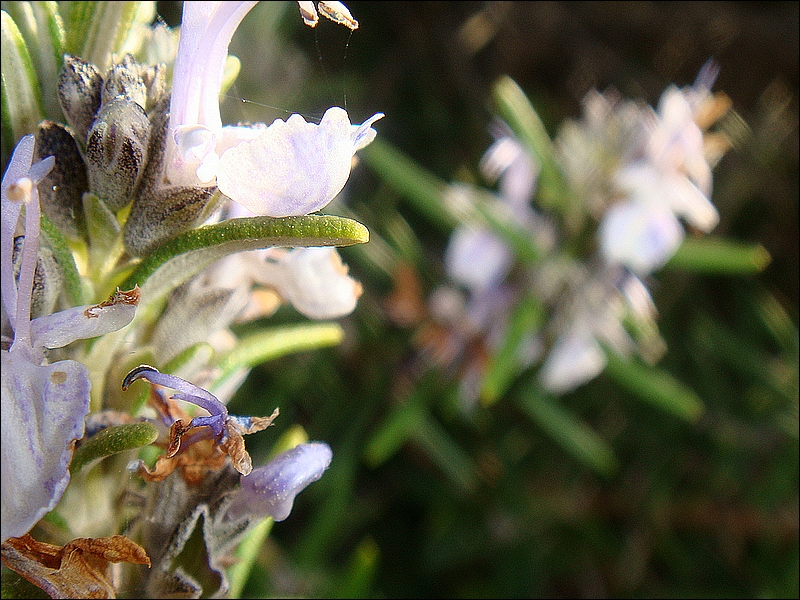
[211, 323, 345, 392]
[692, 314, 796, 401]
[118, 214, 369, 308]
[664, 237, 771, 274]
[1, 10, 45, 147]
[333, 537, 380, 599]
[226, 517, 274, 599]
[517, 385, 619, 477]
[411, 412, 478, 493]
[492, 76, 576, 221]
[59, 1, 94, 58]
[360, 138, 455, 229]
[71, 421, 159, 473]
[4, 1, 65, 121]
[365, 392, 426, 467]
[603, 350, 705, 422]
[63, 1, 143, 70]
[39, 213, 86, 306]
[480, 293, 546, 406]
[83, 192, 124, 280]
[362, 139, 542, 263]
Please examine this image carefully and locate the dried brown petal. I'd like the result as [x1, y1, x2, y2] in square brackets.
[1, 534, 149, 599]
[220, 426, 252, 476]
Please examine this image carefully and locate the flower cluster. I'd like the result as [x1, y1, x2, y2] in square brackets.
[428, 63, 734, 403]
[1, 1, 376, 596]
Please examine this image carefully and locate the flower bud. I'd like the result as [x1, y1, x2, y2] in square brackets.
[122, 185, 219, 256]
[86, 97, 151, 211]
[35, 121, 88, 240]
[226, 443, 333, 522]
[58, 54, 103, 144]
[102, 54, 147, 109]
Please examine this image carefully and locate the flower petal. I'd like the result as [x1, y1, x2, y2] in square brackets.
[229, 442, 333, 522]
[29, 288, 139, 350]
[1, 351, 89, 542]
[122, 365, 227, 424]
[217, 107, 378, 216]
[167, 1, 258, 185]
[538, 328, 606, 394]
[598, 200, 684, 274]
[445, 226, 513, 291]
[255, 247, 362, 319]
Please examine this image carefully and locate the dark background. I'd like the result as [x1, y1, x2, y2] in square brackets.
[155, 2, 798, 597]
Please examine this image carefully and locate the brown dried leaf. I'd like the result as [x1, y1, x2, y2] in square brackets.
[1, 534, 150, 599]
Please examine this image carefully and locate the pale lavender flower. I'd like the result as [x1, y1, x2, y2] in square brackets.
[2, 135, 138, 542]
[166, 1, 382, 218]
[216, 107, 383, 216]
[600, 67, 720, 275]
[165, 0, 258, 187]
[538, 325, 608, 395]
[226, 442, 333, 522]
[444, 226, 513, 293]
[479, 131, 539, 210]
[537, 268, 649, 394]
[598, 199, 684, 274]
[253, 247, 363, 319]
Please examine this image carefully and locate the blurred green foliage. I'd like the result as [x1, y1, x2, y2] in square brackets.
[172, 2, 797, 597]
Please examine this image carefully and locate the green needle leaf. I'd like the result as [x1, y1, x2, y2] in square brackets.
[39, 213, 86, 307]
[517, 385, 619, 477]
[362, 139, 542, 263]
[61, 1, 143, 70]
[664, 237, 771, 274]
[3, 1, 65, 122]
[603, 350, 705, 422]
[118, 214, 369, 308]
[226, 517, 274, 599]
[1, 9, 44, 154]
[480, 293, 546, 406]
[71, 421, 159, 474]
[492, 75, 577, 222]
[361, 137, 454, 229]
[211, 323, 345, 393]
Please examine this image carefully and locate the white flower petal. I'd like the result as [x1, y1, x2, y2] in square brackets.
[217, 107, 376, 216]
[30, 289, 139, 349]
[539, 328, 606, 394]
[663, 175, 719, 232]
[1, 351, 89, 542]
[258, 247, 362, 319]
[599, 200, 684, 274]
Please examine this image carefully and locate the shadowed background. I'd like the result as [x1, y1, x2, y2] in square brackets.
[155, 2, 798, 597]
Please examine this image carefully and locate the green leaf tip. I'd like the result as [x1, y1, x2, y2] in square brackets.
[71, 421, 159, 474]
[119, 214, 369, 301]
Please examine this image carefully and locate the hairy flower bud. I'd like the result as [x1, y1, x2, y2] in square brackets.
[123, 185, 219, 256]
[58, 54, 103, 145]
[102, 54, 147, 109]
[86, 97, 151, 211]
[35, 121, 88, 240]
